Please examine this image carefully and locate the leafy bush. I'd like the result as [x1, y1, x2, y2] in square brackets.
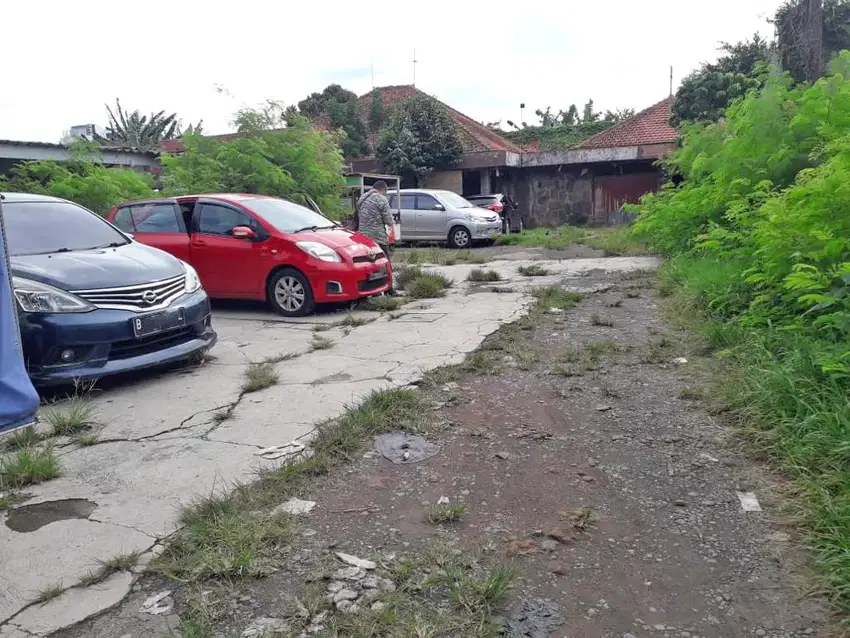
[633, 52, 850, 611]
[161, 107, 346, 219]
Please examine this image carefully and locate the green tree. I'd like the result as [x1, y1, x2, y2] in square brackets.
[161, 103, 346, 218]
[375, 95, 463, 185]
[368, 92, 386, 132]
[671, 35, 773, 125]
[582, 99, 600, 123]
[774, 0, 850, 83]
[0, 141, 157, 215]
[297, 84, 370, 158]
[98, 99, 202, 152]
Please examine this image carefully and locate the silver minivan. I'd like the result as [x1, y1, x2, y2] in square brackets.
[387, 189, 502, 248]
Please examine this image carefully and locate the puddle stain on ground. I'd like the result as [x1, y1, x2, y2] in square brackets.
[5, 498, 98, 533]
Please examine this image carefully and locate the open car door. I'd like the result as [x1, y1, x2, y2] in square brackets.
[0, 196, 39, 435]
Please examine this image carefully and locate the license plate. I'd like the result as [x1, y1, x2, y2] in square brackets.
[131, 309, 185, 338]
[368, 267, 388, 281]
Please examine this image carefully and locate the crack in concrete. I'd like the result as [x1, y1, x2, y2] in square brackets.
[87, 518, 160, 541]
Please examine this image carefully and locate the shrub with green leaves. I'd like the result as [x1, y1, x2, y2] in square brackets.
[631, 52, 850, 612]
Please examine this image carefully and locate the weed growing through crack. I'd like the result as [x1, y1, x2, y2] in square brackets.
[467, 268, 501, 282]
[241, 362, 279, 394]
[435, 564, 515, 614]
[387, 311, 405, 321]
[517, 264, 550, 277]
[426, 502, 468, 524]
[315, 315, 374, 332]
[625, 290, 641, 299]
[179, 619, 211, 638]
[211, 409, 234, 424]
[75, 434, 99, 447]
[79, 551, 141, 586]
[42, 397, 97, 436]
[311, 335, 334, 351]
[323, 543, 513, 637]
[0, 446, 60, 487]
[532, 286, 584, 311]
[406, 272, 452, 299]
[590, 313, 614, 327]
[361, 296, 405, 312]
[3, 426, 41, 451]
[35, 582, 64, 605]
[608, 299, 624, 308]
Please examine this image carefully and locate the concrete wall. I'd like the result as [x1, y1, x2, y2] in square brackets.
[423, 169, 463, 193]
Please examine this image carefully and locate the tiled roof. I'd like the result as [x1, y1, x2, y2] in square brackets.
[318, 85, 524, 158]
[160, 86, 527, 158]
[575, 97, 676, 149]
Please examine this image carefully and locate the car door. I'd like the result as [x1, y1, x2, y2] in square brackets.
[190, 201, 269, 298]
[388, 193, 418, 240]
[415, 193, 447, 240]
[111, 201, 191, 262]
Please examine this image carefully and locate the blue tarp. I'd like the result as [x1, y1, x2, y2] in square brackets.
[0, 198, 39, 434]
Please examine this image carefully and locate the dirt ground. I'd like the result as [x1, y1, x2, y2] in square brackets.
[59, 269, 833, 638]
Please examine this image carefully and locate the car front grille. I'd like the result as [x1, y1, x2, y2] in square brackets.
[73, 275, 186, 312]
[358, 276, 388, 292]
[108, 326, 197, 361]
[353, 253, 385, 264]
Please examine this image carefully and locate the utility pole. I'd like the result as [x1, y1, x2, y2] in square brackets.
[669, 65, 674, 97]
[805, 0, 824, 82]
[413, 49, 417, 87]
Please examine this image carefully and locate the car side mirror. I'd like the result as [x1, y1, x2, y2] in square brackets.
[434, 204, 445, 211]
[232, 226, 256, 240]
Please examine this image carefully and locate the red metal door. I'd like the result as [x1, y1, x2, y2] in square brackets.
[593, 173, 661, 223]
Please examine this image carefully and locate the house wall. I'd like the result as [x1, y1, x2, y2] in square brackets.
[423, 169, 462, 193]
[511, 161, 663, 227]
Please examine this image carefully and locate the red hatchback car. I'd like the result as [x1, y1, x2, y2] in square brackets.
[108, 194, 392, 317]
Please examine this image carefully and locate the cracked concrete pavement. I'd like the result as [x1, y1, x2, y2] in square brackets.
[0, 255, 657, 635]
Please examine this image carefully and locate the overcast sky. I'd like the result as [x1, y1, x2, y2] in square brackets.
[2, 0, 781, 143]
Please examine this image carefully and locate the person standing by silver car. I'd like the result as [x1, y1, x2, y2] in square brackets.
[355, 180, 394, 256]
[355, 180, 395, 293]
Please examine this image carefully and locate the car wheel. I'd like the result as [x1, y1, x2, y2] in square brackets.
[268, 268, 315, 317]
[448, 226, 471, 249]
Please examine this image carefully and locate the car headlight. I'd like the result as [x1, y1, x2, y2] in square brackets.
[12, 277, 94, 314]
[464, 213, 490, 223]
[296, 241, 342, 263]
[181, 261, 202, 293]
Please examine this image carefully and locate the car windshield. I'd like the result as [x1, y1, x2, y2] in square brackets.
[241, 197, 336, 233]
[3, 200, 131, 256]
[438, 192, 477, 209]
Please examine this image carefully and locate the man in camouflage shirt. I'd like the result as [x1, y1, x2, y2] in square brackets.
[355, 180, 395, 294]
[355, 180, 394, 257]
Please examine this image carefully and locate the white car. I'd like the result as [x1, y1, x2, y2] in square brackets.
[386, 189, 502, 248]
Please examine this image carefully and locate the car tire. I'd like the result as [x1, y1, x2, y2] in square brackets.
[268, 268, 315, 317]
[448, 226, 471, 249]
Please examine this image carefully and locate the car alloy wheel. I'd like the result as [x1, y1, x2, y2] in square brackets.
[275, 276, 306, 313]
[450, 227, 471, 248]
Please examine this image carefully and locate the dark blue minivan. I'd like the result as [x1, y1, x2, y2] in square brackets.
[3, 193, 217, 385]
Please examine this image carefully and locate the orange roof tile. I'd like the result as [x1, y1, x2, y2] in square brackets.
[575, 97, 676, 149]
